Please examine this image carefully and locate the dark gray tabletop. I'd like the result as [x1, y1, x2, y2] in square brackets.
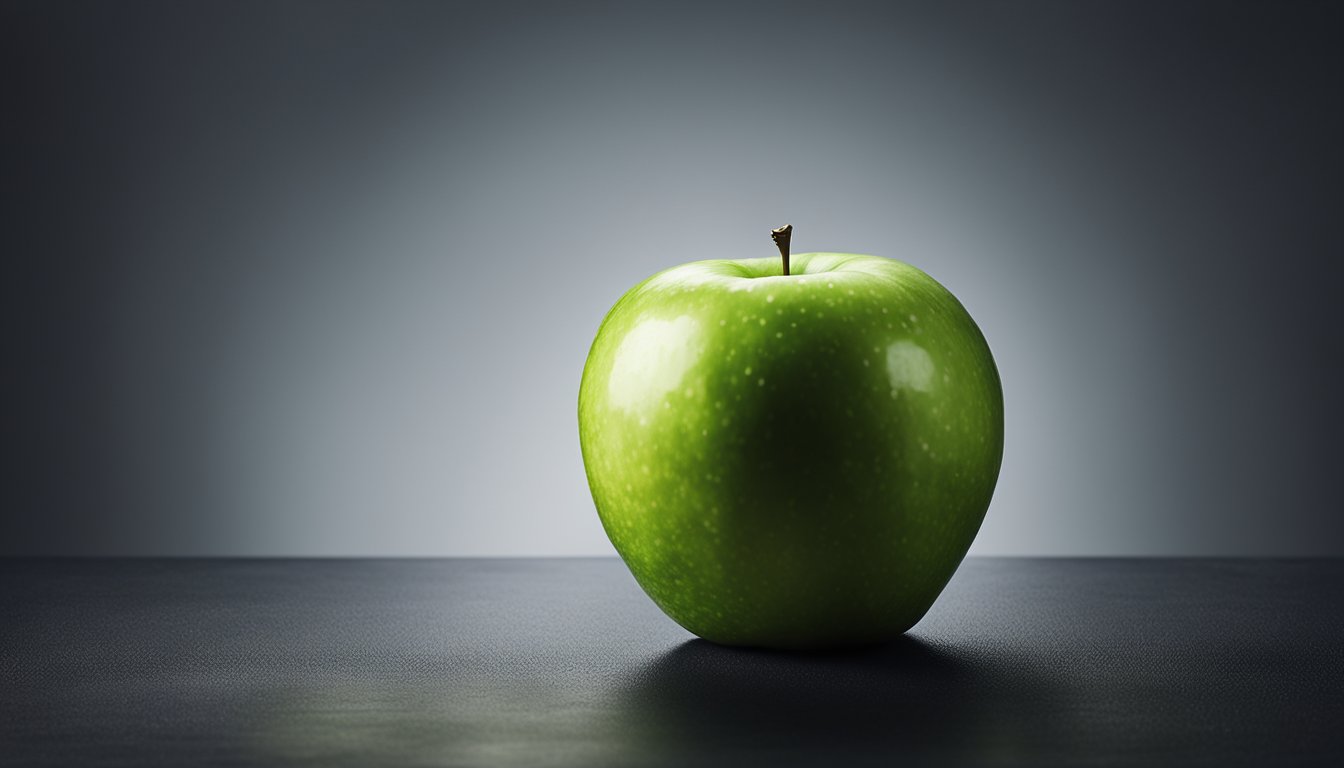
[2, 558, 1340, 766]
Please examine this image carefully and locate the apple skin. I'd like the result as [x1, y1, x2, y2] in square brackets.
[578, 253, 1003, 650]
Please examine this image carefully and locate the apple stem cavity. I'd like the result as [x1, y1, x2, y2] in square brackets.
[771, 224, 793, 276]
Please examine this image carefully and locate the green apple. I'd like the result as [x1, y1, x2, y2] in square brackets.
[578, 228, 1003, 650]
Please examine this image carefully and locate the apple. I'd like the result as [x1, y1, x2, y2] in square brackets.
[578, 226, 1003, 649]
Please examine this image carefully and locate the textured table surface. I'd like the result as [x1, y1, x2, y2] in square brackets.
[2, 558, 1341, 766]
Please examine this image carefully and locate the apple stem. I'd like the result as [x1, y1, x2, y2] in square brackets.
[772, 224, 793, 276]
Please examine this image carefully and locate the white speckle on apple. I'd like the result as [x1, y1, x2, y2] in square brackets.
[909, 314, 918, 322]
[757, 378, 765, 386]
[745, 366, 752, 375]
[766, 294, 776, 303]
[776, 332, 783, 338]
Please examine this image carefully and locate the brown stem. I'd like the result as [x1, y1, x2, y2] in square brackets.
[771, 224, 793, 276]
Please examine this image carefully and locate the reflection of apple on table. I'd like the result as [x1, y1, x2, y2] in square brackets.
[579, 225, 1004, 649]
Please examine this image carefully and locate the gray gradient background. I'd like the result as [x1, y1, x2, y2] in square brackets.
[5, 1, 1342, 556]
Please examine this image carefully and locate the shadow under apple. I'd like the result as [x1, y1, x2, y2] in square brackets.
[612, 635, 1071, 767]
